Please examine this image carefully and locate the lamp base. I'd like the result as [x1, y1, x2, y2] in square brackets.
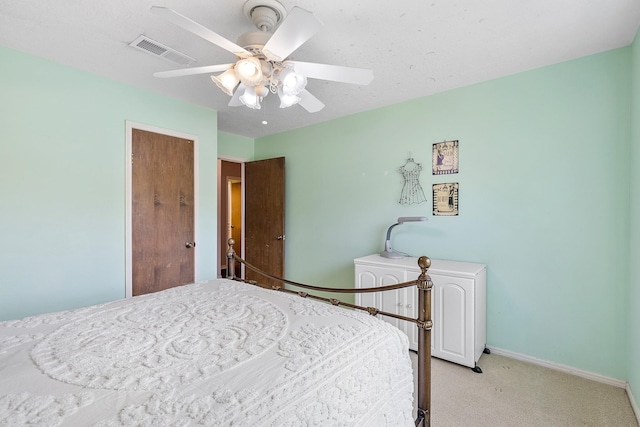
[379, 250, 404, 259]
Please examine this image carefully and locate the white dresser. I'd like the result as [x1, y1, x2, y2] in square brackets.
[354, 254, 487, 370]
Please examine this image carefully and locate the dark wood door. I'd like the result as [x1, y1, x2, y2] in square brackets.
[132, 129, 194, 296]
[244, 157, 285, 288]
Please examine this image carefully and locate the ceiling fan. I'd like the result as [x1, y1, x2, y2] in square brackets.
[150, 0, 374, 113]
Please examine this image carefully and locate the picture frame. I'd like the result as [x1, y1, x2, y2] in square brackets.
[433, 183, 459, 216]
[432, 140, 459, 175]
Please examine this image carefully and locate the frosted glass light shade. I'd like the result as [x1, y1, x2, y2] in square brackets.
[255, 84, 269, 98]
[279, 67, 307, 96]
[277, 87, 300, 108]
[235, 57, 263, 86]
[210, 69, 239, 96]
[239, 86, 261, 109]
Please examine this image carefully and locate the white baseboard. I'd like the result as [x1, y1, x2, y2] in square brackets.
[486, 346, 627, 388]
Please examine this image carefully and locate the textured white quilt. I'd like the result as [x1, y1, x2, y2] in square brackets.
[0, 279, 414, 426]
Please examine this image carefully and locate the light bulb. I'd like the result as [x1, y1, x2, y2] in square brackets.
[235, 57, 263, 86]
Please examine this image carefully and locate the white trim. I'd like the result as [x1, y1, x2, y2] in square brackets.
[125, 121, 200, 298]
[241, 162, 245, 262]
[487, 346, 628, 389]
[218, 154, 248, 163]
[216, 159, 222, 278]
[627, 383, 640, 425]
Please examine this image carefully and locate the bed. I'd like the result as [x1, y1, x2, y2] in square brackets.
[0, 240, 433, 426]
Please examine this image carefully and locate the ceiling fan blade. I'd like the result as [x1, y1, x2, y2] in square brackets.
[262, 7, 323, 62]
[298, 90, 325, 113]
[228, 84, 246, 106]
[154, 64, 234, 78]
[150, 6, 252, 59]
[287, 61, 374, 85]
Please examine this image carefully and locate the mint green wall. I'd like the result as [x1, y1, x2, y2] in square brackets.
[256, 48, 632, 380]
[218, 131, 254, 160]
[0, 46, 219, 321]
[1, 38, 636, 395]
[629, 29, 640, 412]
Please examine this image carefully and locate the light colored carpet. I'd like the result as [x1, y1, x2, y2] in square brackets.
[411, 352, 639, 426]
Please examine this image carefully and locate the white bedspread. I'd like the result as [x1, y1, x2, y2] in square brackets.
[0, 279, 414, 426]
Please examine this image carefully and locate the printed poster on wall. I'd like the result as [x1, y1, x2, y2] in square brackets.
[432, 140, 459, 175]
[433, 183, 459, 216]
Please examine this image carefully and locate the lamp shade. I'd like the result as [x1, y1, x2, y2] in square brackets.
[255, 84, 269, 98]
[239, 85, 261, 109]
[279, 67, 307, 96]
[210, 69, 239, 96]
[234, 57, 263, 87]
[277, 87, 301, 108]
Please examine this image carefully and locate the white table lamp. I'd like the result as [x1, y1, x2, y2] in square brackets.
[380, 216, 428, 258]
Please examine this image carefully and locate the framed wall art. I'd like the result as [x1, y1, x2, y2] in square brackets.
[433, 183, 459, 216]
[432, 140, 459, 175]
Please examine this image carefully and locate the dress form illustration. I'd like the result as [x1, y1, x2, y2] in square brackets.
[398, 157, 427, 205]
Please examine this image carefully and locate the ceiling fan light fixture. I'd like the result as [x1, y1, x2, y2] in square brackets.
[277, 87, 301, 108]
[279, 67, 307, 96]
[210, 69, 240, 96]
[261, 60, 274, 79]
[151, 5, 373, 115]
[235, 56, 263, 86]
[255, 84, 270, 98]
[239, 85, 261, 109]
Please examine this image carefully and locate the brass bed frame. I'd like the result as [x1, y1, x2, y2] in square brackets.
[226, 239, 433, 427]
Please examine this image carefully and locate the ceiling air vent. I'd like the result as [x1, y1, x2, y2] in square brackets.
[129, 35, 196, 66]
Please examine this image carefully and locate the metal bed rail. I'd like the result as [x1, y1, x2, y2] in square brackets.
[226, 239, 433, 427]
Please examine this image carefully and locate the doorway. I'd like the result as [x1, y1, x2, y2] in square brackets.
[228, 179, 242, 255]
[218, 159, 243, 277]
[217, 157, 285, 286]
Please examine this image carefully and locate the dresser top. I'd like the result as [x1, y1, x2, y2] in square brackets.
[354, 254, 486, 277]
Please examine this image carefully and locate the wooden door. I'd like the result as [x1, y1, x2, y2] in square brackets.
[244, 157, 285, 288]
[132, 129, 195, 296]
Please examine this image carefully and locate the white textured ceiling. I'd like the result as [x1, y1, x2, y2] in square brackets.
[1, 1, 639, 138]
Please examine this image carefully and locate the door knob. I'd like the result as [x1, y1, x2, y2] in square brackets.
[185, 242, 196, 248]
[276, 235, 285, 241]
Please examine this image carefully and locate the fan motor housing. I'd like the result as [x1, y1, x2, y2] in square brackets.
[236, 31, 272, 50]
[243, 0, 287, 32]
